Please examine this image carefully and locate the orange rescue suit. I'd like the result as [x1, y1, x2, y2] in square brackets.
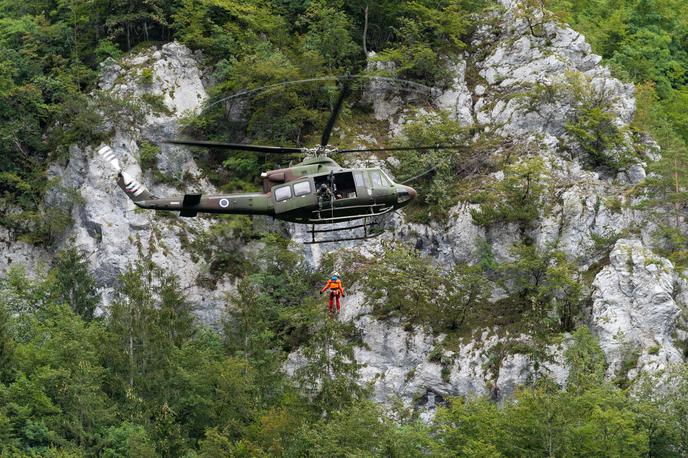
[320, 279, 344, 296]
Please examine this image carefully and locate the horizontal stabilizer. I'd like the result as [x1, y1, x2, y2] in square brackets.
[179, 209, 198, 217]
[183, 193, 202, 207]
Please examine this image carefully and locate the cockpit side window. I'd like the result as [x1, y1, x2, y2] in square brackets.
[369, 170, 390, 187]
[274, 185, 292, 201]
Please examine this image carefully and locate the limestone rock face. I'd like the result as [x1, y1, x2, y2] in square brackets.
[50, 42, 233, 322]
[473, 4, 634, 138]
[435, 60, 474, 126]
[0, 227, 49, 277]
[591, 239, 683, 379]
[99, 42, 206, 122]
[285, 292, 570, 410]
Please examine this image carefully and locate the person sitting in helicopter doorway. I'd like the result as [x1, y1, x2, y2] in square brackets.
[317, 182, 332, 210]
[320, 272, 345, 314]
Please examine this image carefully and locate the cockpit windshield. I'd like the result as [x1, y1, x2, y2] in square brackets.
[380, 170, 394, 185]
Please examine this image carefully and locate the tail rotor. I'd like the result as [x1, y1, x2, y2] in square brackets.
[97, 145, 122, 172]
[97, 144, 156, 202]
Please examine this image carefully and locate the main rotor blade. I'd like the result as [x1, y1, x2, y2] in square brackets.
[320, 83, 351, 147]
[337, 145, 464, 154]
[164, 139, 303, 154]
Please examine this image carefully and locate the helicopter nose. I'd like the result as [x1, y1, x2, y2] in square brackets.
[396, 185, 417, 205]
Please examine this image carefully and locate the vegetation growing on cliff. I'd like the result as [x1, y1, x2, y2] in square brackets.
[548, 0, 688, 266]
[4, 0, 688, 455]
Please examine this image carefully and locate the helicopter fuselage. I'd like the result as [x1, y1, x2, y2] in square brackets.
[125, 156, 416, 224]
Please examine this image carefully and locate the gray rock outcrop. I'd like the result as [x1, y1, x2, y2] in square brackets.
[591, 239, 683, 379]
[51, 42, 233, 322]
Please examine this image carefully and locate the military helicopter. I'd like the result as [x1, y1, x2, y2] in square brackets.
[99, 79, 454, 243]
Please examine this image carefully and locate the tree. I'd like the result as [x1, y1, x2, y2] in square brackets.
[299, 1, 360, 71]
[49, 246, 100, 321]
[295, 300, 366, 417]
[563, 71, 630, 170]
[10, 304, 115, 452]
[0, 301, 14, 383]
[363, 241, 441, 325]
[563, 326, 606, 393]
[373, 0, 475, 86]
[285, 401, 429, 457]
[431, 396, 501, 457]
[443, 263, 490, 331]
[497, 244, 583, 332]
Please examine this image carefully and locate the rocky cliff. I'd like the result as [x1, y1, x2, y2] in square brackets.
[2, 1, 686, 414]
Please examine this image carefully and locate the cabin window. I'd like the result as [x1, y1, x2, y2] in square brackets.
[354, 172, 365, 188]
[293, 181, 312, 197]
[274, 185, 292, 201]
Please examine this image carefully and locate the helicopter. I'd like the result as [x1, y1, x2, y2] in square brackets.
[99, 79, 455, 244]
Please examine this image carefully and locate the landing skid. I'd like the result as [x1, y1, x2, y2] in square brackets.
[304, 218, 384, 244]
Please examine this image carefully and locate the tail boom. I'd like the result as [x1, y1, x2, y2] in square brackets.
[132, 192, 273, 218]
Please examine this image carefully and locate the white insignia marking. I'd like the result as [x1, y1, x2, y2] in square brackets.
[219, 198, 230, 208]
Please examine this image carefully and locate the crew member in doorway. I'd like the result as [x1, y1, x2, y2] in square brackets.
[317, 182, 332, 210]
[320, 272, 345, 314]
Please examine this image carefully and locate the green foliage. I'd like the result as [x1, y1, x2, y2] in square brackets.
[0, 0, 488, 246]
[497, 244, 583, 333]
[362, 242, 490, 334]
[4, 254, 688, 456]
[137, 140, 160, 171]
[48, 246, 100, 321]
[189, 215, 255, 283]
[546, 0, 688, 242]
[373, 0, 476, 87]
[172, 0, 288, 61]
[471, 157, 548, 232]
[103, 422, 156, 457]
[652, 223, 688, 268]
[0, 301, 14, 384]
[298, 1, 361, 71]
[633, 82, 688, 266]
[563, 72, 631, 170]
[434, 378, 650, 457]
[563, 326, 607, 393]
[358, 241, 581, 337]
[140, 93, 171, 115]
[7, 0, 688, 455]
[295, 310, 366, 417]
[390, 112, 474, 221]
[286, 400, 431, 457]
[138, 67, 154, 85]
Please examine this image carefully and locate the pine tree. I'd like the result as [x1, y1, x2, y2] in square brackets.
[50, 246, 100, 321]
[0, 302, 14, 383]
[296, 301, 366, 417]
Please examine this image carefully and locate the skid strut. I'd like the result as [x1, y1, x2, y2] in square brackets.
[304, 217, 383, 244]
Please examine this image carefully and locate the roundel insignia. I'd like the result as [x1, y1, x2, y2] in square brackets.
[219, 198, 230, 208]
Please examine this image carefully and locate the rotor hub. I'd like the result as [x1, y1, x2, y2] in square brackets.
[302, 145, 339, 157]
